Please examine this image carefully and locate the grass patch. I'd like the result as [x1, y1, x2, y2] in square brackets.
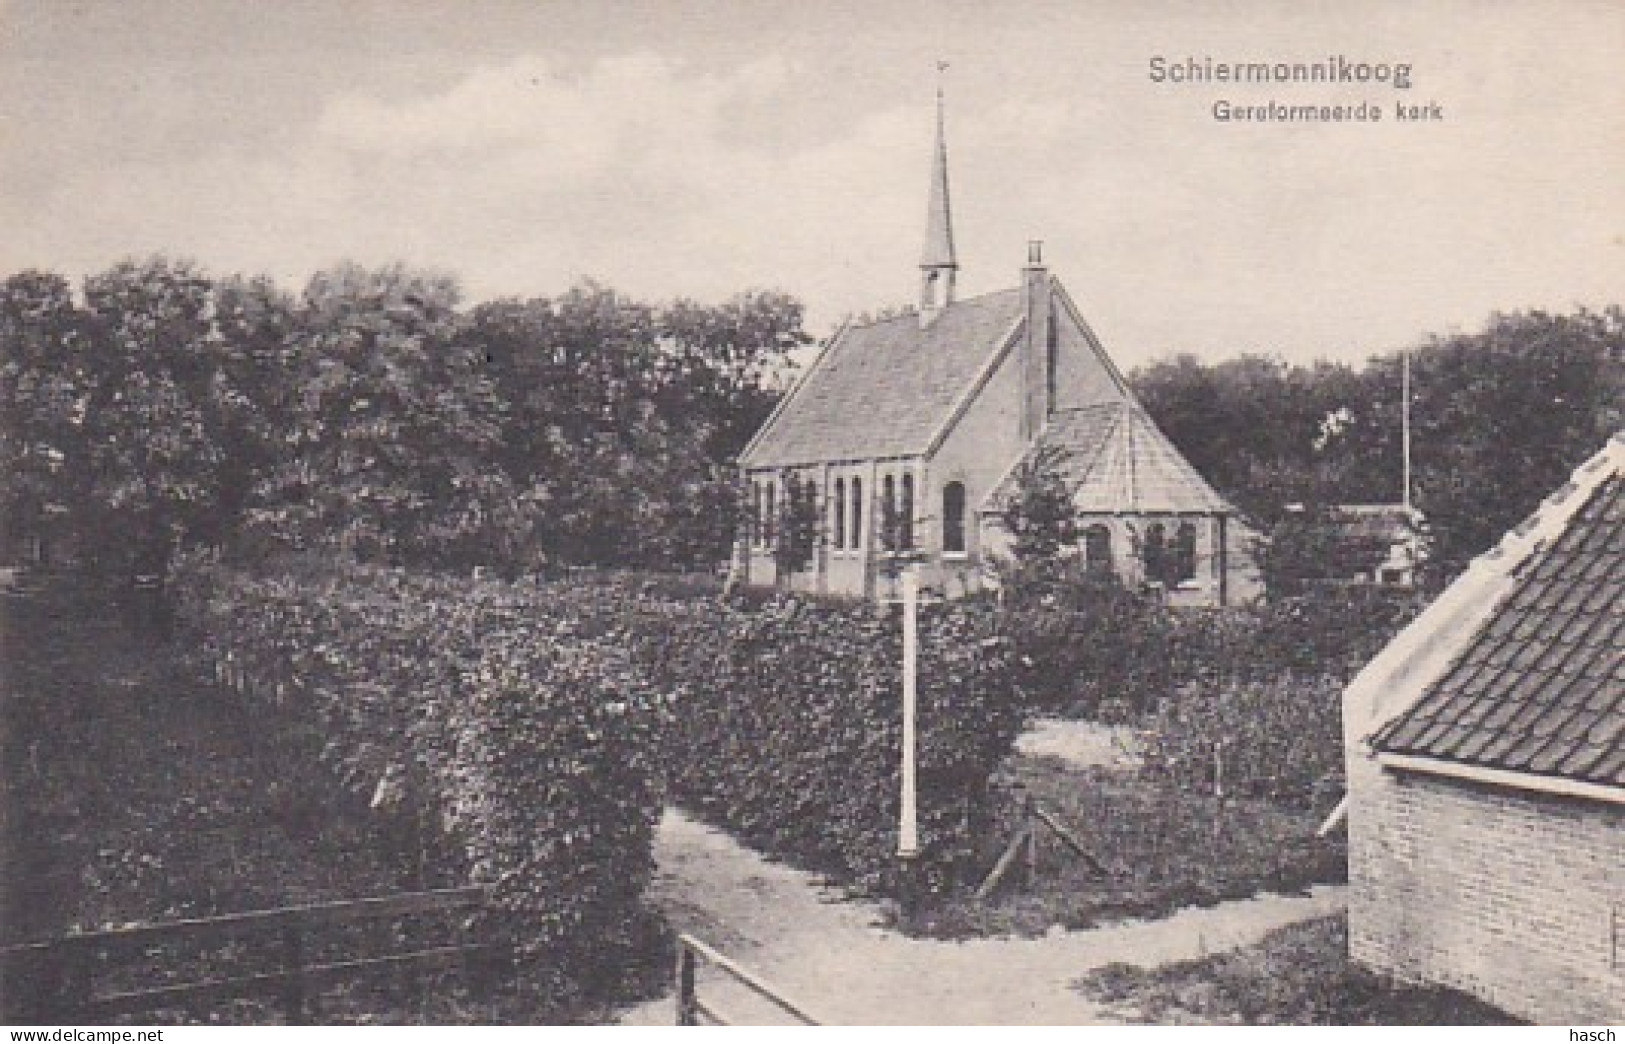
[1075, 914, 1521, 1025]
[901, 753, 1346, 938]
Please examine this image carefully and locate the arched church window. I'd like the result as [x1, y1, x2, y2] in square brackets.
[765, 481, 777, 547]
[942, 482, 966, 555]
[833, 478, 846, 550]
[900, 474, 915, 550]
[881, 475, 897, 551]
[1144, 522, 1167, 584]
[850, 478, 863, 549]
[1175, 522, 1198, 583]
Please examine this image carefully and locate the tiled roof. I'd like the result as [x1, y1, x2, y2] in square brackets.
[1372, 468, 1625, 789]
[984, 402, 1232, 514]
[740, 289, 1023, 467]
[737, 284, 1014, 461]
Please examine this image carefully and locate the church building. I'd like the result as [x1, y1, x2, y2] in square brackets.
[736, 89, 1258, 605]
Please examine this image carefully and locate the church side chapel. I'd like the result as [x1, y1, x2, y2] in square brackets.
[737, 87, 1260, 606]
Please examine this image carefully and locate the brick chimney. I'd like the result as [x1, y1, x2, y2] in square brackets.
[1021, 241, 1051, 441]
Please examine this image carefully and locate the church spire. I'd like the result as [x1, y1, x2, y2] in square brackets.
[919, 65, 957, 322]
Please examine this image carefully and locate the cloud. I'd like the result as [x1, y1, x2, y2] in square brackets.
[5, 5, 1622, 365]
[12, 51, 948, 325]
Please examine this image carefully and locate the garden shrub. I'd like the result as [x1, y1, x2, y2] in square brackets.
[995, 566, 1180, 719]
[661, 591, 1023, 893]
[171, 560, 672, 987]
[998, 567, 1421, 721]
[1233, 586, 1422, 680]
[1139, 673, 1346, 808]
[994, 571, 1415, 809]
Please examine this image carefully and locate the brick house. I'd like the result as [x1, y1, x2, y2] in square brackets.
[1339, 431, 1624, 1023]
[735, 90, 1258, 604]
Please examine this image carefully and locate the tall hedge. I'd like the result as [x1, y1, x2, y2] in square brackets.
[659, 592, 1023, 893]
[171, 560, 671, 981]
[1002, 570, 1423, 720]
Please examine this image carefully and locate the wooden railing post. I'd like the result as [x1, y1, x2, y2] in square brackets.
[675, 933, 819, 1026]
[674, 942, 697, 1026]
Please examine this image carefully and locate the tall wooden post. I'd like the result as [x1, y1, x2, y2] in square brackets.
[900, 570, 919, 859]
[896, 569, 922, 918]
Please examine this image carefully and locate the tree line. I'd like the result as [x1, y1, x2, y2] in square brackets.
[1131, 308, 1624, 584]
[5, 256, 1618, 591]
[0, 258, 809, 581]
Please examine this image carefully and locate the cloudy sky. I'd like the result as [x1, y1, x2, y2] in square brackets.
[3, 0, 1622, 368]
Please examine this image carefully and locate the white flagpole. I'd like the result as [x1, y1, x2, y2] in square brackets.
[900, 569, 919, 859]
[1402, 348, 1413, 514]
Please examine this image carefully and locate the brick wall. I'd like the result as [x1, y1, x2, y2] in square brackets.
[1348, 752, 1625, 1023]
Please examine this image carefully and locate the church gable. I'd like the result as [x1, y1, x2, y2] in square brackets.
[1049, 282, 1134, 412]
[983, 401, 1232, 515]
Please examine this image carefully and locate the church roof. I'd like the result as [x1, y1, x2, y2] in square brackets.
[740, 289, 1023, 467]
[1371, 443, 1625, 789]
[984, 402, 1232, 515]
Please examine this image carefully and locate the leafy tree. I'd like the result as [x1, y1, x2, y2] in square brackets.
[1133, 308, 1623, 586]
[467, 282, 807, 571]
[200, 274, 301, 555]
[1407, 309, 1623, 578]
[249, 263, 515, 566]
[0, 271, 89, 562]
[76, 258, 239, 579]
[773, 475, 820, 578]
[848, 303, 919, 325]
[995, 444, 1079, 571]
[656, 289, 808, 462]
[2, 261, 809, 577]
[468, 282, 663, 566]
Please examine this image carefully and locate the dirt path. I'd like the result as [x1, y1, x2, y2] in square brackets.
[617, 810, 1346, 1026]
[1014, 717, 1146, 771]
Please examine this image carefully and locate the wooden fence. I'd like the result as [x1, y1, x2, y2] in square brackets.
[0, 885, 490, 1023]
[674, 933, 819, 1026]
[975, 795, 1107, 899]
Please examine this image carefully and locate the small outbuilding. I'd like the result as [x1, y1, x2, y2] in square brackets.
[1340, 431, 1624, 1023]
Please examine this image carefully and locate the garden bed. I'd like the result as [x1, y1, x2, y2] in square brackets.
[1073, 914, 1521, 1025]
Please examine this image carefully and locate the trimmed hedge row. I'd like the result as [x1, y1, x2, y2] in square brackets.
[655, 592, 1024, 893]
[171, 561, 672, 978]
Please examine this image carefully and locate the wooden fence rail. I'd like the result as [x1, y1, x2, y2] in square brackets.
[975, 797, 1106, 900]
[0, 885, 490, 1023]
[674, 933, 819, 1026]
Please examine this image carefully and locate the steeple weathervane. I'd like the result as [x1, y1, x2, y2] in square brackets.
[919, 62, 957, 322]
